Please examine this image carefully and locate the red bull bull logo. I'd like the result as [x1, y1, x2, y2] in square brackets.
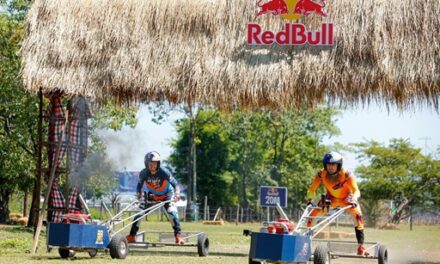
[248, 0, 334, 46]
[267, 187, 279, 196]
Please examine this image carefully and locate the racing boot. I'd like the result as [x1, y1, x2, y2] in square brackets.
[175, 234, 185, 245]
[357, 244, 369, 256]
[126, 235, 136, 243]
[355, 227, 369, 256]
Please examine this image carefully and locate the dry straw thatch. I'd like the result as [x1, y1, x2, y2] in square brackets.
[21, 0, 440, 110]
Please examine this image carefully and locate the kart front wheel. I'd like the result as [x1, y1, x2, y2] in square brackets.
[378, 244, 388, 264]
[88, 248, 98, 258]
[58, 248, 75, 258]
[109, 233, 128, 259]
[314, 244, 330, 264]
[197, 234, 209, 257]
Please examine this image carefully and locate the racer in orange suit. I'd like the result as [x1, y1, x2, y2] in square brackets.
[307, 151, 368, 256]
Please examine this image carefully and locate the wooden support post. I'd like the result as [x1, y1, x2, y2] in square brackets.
[31, 105, 69, 255]
[213, 208, 221, 221]
[235, 205, 240, 225]
[204, 196, 207, 221]
[207, 206, 209, 221]
[229, 207, 232, 221]
[267, 207, 270, 222]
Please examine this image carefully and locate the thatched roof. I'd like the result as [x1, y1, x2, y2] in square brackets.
[21, 0, 440, 109]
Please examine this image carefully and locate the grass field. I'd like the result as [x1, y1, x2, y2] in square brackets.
[1, 221, 440, 264]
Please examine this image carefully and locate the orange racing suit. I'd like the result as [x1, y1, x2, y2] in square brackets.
[306, 168, 364, 231]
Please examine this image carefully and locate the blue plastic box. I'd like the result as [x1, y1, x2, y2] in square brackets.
[249, 232, 311, 262]
[47, 223, 110, 248]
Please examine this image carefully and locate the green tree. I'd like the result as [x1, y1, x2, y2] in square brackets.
[169, 107, 340, 211]
[0, 0, 139, 224]
[354, 139, 440, 226]
[225, 111, 273, 208]
[170, 110, 234, 207]
[225, 108, 340, 209]
[0, 5, 37, 223]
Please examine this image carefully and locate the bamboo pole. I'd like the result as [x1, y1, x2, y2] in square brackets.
[31, 101, 69, 255]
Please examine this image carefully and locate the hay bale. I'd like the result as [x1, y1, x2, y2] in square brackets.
[202, 220, 225, 225]
[9, 213, 23, 222]
[314, 231, 330, 239]
[378, 223, 400, 230]
[330, 231, 355, 239]
[17, 217, 28, 226]
[315, 231, 355, 239]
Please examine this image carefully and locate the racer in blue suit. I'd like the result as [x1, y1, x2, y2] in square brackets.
[126, 151, 184, 244]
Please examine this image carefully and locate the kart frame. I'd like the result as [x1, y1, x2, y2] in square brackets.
[102, 199, 210, 257]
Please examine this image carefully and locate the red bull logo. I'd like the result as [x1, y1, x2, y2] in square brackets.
[267, 187, 279, 196]
[248, 0, 334, 46]
[256, 0, 288, 17]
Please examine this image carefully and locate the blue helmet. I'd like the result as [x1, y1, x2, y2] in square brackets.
[322, 151, 343, 171]
[144, 151, 161, 169]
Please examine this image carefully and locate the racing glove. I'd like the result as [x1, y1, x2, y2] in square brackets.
[174, 191, 181, 202]
[344, 194, 358, 207]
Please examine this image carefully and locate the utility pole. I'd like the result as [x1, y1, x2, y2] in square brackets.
[187, 104, 198, 221]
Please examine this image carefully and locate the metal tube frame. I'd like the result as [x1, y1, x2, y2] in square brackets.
[110, 200, 171, 236]
[294, 204, 353, 238]
[310, 205, 353, 239]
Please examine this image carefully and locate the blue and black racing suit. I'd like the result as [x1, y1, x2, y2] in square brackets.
[129, 167, 181, 237]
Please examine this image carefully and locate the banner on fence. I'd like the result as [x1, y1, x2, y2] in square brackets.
[259, 186, 288, 208]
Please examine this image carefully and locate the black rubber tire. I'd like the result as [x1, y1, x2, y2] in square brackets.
[197, 234, 209, 257]
[314, 244, 330, 264]
[88, 248, 98, 258]
[248, 258, 261, 264]
[58, 248, 75, 259]
[378, 244, 388, 264]
[248, 258, 263, 264]
[109, 233, 129, 259]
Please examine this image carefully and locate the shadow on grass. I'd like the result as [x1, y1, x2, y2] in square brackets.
[409, 262, 440, 264]
[0, 225, 34, 234]
[29, 250, 247, 261]
[32, 256, 105, 261]
[130, 249, 247, 257]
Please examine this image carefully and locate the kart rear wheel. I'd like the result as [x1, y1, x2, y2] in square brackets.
[378, 244, 388, 264]
[58, 248, 75, 259]
[109, 233, 128, 259]
[88, 248, 98, 258]
[314, 244, 330, 264]
[249, 258, 266, 264]
[197, 234, 209, 257]
[248, 258, 261, 264]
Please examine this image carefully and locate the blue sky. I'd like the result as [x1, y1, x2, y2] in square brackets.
[325, 105, 440, 172]
[99, 104, 439, 172]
